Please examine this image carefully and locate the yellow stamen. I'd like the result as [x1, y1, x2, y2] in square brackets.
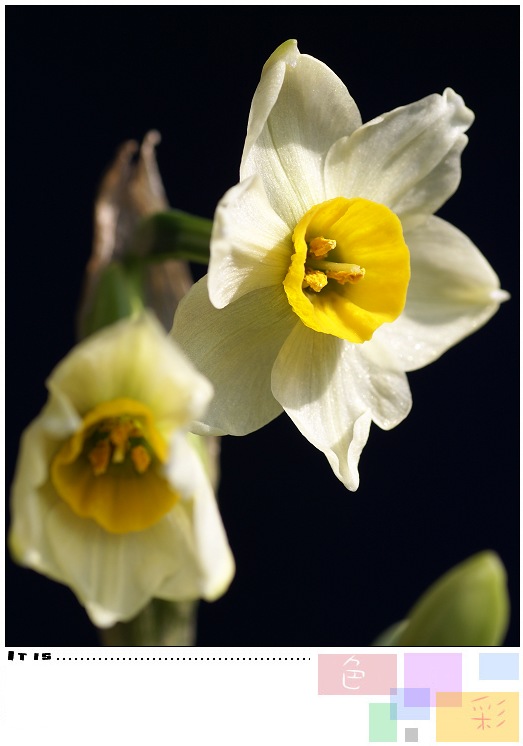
[303, 268, 328, 292]
[131, 445, 152, 474]
[88, 439, 111, 476]
[308, 236, 336, 258]
[109, 421, 133, 447]
[109, 421, 135, 463]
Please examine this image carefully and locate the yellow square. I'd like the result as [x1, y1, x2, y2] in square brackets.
[436, 692, 519, 742]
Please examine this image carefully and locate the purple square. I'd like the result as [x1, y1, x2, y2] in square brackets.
[404, 688, 430, 708]
[404, 654, 461, 706]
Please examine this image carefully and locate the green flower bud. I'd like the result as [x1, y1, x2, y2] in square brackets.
[372, 620, 409, 646]
[373, 552, 509, 646]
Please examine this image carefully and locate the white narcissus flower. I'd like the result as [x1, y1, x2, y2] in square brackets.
[172, 39, 508, 491]
[9, 313, 235, 628]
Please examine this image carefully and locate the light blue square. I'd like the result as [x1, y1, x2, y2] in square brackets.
[389, 688, 430, 721]
[479, 653, 519, 680]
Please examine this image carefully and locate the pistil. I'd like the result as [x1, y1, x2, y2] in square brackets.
[307, 258, 366, 284]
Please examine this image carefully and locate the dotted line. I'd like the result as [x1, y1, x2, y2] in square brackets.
[54, 656, 311, 662]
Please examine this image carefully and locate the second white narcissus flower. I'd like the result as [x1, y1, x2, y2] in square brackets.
[172, 39, 508, 491]
[9, 313, 235, 628]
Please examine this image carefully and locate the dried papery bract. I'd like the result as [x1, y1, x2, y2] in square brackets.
[78, 131, 192, 338]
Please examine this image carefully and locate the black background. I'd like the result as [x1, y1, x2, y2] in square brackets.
[6, 7, 519, 647]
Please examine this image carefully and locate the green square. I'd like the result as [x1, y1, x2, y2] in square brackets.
[369, 703, 397, 742]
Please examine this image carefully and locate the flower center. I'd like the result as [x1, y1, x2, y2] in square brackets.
[283, 197, 410, 343]
[51, 398, 179, 534]
[87, 417, 153, 477]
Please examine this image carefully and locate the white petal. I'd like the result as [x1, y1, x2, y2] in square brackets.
[357, 339, 413, 431]
[208, 174, 292, 309]
[272, 324, 411, 491]
[42, 500, 192, 627]
[159, 437, 235, 602]
[373, 216, 509, 371]
[163, 432, 218, 505]
[9, 419, 67, 582]
[271, 325, 369, 491]
[48, 312, 213, 427]
[241, 39, 362, 228]
[325, 88, 473, 222]
[171, 277, 297, 436]
[36, 390, 82, 439]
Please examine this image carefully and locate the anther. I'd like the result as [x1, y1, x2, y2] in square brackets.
[308, 236, 336, 258]
[303, 268, 328, 292]
[88, 439, 111, 476]
[131, 445, 152, 474]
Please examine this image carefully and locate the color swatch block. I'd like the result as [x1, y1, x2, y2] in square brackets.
[404, 653, 461, 706]
[369, 703, 397, 742]
[390, 688, 430, 720]
[436, 692, 519, 742]
[479, 654, 519, 681]
[318, 654, 397, 695]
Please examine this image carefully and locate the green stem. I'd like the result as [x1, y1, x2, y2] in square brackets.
[79, 261, 146, 339]
[99, 599, 198, 646]
[130, 210, 213, 265]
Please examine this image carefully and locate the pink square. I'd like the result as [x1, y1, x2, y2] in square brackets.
[318, 654, 397, 695]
